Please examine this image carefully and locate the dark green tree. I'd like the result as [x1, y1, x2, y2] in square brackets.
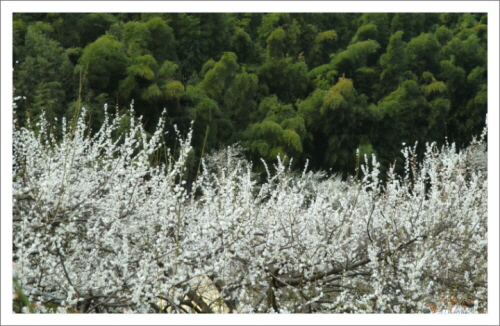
[14, 22, 75, 126]
[370, 80, 432, 175]
[352, 13, 391, 50]
[405, 33, 442, 76]
[441, 32, 486, 74]
[77, 13, 117, 47]
[391, 13, 426, 42]
[244, 95, 306, 168]
[418, 71, 449, 142]
[142, 17, 177, 63]
[298, 77, 370, 176]
[223, 70, 259, 142]
[78, 35, 128, 94]
[229, 27, 257, 64]
[164, 13, 231, 79]
[375, 31, 407, 100]
[182, 52, 240, 152]
[330, 39, 380, 79]
[308, 30, 338, 68]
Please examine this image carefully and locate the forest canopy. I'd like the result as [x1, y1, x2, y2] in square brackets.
[12, 13, 488, 178]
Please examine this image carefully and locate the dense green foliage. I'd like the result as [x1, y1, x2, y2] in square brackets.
[13, 13, 487, 178]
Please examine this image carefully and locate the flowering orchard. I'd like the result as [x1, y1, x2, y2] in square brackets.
[13, 104, 487, 313]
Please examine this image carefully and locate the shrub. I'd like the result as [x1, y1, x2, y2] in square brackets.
[12, 104, 487, 313]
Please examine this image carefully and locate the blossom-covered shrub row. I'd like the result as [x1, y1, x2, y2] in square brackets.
[12, 105, 487, 313]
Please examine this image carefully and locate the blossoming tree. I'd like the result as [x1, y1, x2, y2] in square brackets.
[13, 104, 487, 313]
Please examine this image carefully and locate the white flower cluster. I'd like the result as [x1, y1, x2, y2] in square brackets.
[12, 95, 26, 109]
[12, 105, 487, 314]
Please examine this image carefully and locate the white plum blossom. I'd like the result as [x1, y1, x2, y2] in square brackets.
[12, 104, 487, 313]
